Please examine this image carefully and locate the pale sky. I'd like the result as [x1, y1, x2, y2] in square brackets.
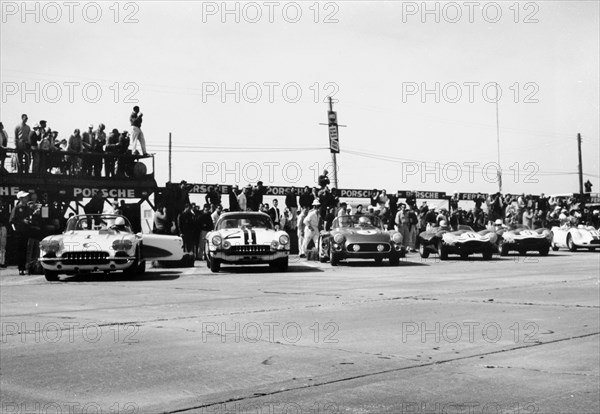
[1, 1, 599, 195]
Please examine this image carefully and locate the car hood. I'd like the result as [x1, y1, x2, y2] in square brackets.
[443, 230, 496, 244]
[333, 228, 390, 243]
[214, 228, 285, 245]
[44, 230, 136, 251]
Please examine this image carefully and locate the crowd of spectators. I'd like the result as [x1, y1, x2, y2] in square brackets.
[0, 108, 147, 177]
[149, 170, 600, 258]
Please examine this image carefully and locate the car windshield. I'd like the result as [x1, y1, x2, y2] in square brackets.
[217, 214, 274, 230]
[65, 214, 133, 233]
[333, 215, 383, 230]
[457, 225, 475, 232]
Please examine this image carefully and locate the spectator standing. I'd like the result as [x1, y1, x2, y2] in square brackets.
[0, 198, 9, 268]
[130, 106, 147, 155]
[153, 206, 169, 234]
[299, 186, 314, 210]
[67, 129, 83, 175]
[285, 187, 298, 223]
[297, 206, 309, 257]
[228, 185, 240, 212]
[178, 204, 195, 254]
[92, 124, 106, 177]
[9, 191, 33, 274]
[206, 185, 221, 208]
[81, 124, 95, 175]
[269, 199, 281, 228]
[303, 200, 321, 254]
[211, 205, 223, 227]
[104, 129, 120, 177]
[198, 204, 214, 260]
[318, 170, 330, 188]
[522, 208, 534, 228]
[0, 122, 8, 171]
[14, 114, 31, 173]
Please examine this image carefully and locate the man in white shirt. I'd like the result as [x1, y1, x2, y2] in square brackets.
[303, 200, 321, 257]
[297, 206, 309, 258]
[211, 205, 222, 226]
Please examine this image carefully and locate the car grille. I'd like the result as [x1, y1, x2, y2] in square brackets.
[347, 243, 391, 252]
[591, 239, 600, 245]
[62, 252, 110, 265]
[229, 245, 272, 255]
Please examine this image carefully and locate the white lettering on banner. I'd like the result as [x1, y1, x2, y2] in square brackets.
[73, 188, 135, 198]
[0, 186, 21, 196]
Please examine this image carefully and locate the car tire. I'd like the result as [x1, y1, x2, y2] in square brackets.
[419, 244, 429, 259]
[44, 270, 59, 281]
[437, 241, 448, 261]
[318, 237, 329, 263]
[539, 246, 549, 256]
[123, 249, 140, 277]
[566, 235, 577, 252]
[137, 260, 146, 275]
[276, 257, 289, 272]
[499, 240, 509, 256]
[330, 250, 340, 266]
[209, 257, 221, 273]
[551, 243, 559, 251]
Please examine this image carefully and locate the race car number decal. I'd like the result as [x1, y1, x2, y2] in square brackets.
[357, 230, 377, 235]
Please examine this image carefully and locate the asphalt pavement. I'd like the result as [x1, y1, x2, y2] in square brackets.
[1, 250, 599, 414]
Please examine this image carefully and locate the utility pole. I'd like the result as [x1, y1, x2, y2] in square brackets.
[495, 82, 502, 193]
[329, 97, 338, 188]
[168, 132, 172, 183]
[577, 133, 583, 195]
[319, 97, 345, 189]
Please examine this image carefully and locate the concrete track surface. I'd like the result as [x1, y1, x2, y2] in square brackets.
[1, 251, 599, 413]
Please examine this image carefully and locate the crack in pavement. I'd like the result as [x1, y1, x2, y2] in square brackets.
[164, 331, 600, 413]
[482, 364, 599, 378]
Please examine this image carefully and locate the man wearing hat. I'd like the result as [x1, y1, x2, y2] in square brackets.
[302, 199, 321, 255]
[9, 191, 33, 275]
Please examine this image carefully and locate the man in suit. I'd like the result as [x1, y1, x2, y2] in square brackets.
[269, 198, 281, 229]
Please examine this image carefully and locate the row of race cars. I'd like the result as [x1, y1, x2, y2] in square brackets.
[38, 211, 600, 280]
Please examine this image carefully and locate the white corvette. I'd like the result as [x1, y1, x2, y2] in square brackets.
[205, 212, 290, 272]
[551, 224, 600, 252]
[39, 214, 184, 281]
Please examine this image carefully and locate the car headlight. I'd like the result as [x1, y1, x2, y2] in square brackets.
[392, 233, 402, 244]
[40, 240, 61, 253]
[333, 233, 345, 244]
[212, 235, 222, 246]
[271, 240, 279, 249]
[112, 239, 133, 251]
[222, 240, 231, 249]
[279, 235, 290, 245]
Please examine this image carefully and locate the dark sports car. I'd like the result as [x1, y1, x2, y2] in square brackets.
[318, 215, 405, 266]
[496, 224, 552, 256]
[418, 224, 497, 260]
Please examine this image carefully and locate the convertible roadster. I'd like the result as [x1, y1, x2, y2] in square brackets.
[317, 215, 405, 266]
[551, 224, 600, 251]
[418, 224, 497, 260]
[39, 214, 184, 281]
[205, 212, 290, 272]
[496, 224, 553, 256]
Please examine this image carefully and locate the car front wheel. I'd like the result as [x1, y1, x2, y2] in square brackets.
[567, 235, 577, 252]
[209, 256, 221, 273]
[437, 241, 448, 260]
[44, 270, 59, 281]
[419, 244, 430, 259]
